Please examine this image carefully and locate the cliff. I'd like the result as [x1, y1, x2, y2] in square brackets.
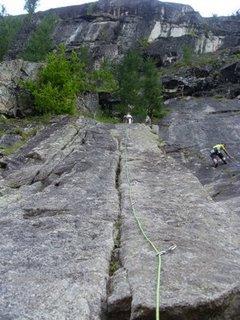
[5, 0, 240, 65]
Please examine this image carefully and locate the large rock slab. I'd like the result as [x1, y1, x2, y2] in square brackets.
[0, 118, 239, 319]
[114, 124, 240, 319]
[0, 118, 120, 319]
[158, 97, 240, 214]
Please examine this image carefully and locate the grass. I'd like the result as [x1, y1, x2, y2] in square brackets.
[0, 115, 50, 156]
[94, 112, 120, 124]
[0, 128, 38, 156]
[2, 140, 26, 156]
[109, 260, 120, 276]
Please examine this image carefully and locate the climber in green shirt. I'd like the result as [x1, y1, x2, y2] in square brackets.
[210, 144, 232, 167]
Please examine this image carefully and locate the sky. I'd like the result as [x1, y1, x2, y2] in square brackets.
[1, 0, 239, 17]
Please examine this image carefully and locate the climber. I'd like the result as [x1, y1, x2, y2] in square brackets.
[123, 113, 133, 124]
[210, 143, 232, 167]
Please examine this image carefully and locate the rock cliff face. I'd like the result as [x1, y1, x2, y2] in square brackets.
[0, 112, 239, 319]
[5, 0, 240, 65]
[159, 97, 240, 216]
[0, 60, 41, 117]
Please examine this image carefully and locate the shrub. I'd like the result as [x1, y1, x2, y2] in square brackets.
[22, 45, 117, 115]
[23, 45, 85, 115]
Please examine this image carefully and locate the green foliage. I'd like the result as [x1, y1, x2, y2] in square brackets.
[22, 14, 57, 62]
[116, 50, 164, 119]
[0, 15, 23, 61]
[116, 50, 143, 115]
[22, 45, 117, 116]
[86, 2, 97, 15]
[2, 140, 25, 156]
[23, 45, 82, 115]
[94, 112, 119, 124]
[0, 127, 38, 156]
[109, 260, 120, 275]
[24, 0, 40, 14]
[91, 60, 118, 93]
[138, 37, 149, 49]
[142, 59, 163, 118]
[182, 45, 193, 65]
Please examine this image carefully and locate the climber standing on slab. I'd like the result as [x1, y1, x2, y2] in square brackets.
[210, 143, 233, 167]
[123, 112, 133, 124]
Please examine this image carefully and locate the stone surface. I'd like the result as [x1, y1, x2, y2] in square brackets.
[1, 115, 239, 319]
[220, 62, 240, 83]
[0, 117, 120, 320]
[0, 59, 41, 116]
[77, 92, 100, 114]
[158, 97, 240, 216]
[4, 0, 240, 65]
[116, 124, 240, 319]
[0, 134, 22, 148]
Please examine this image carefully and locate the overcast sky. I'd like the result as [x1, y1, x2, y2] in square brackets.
[1, 0, 239, 17]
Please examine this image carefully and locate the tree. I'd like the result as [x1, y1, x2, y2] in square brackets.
[142, 58, 163, 119]
[116, 50, 143, 115]
[0, 14, 23, 61]
[116, 50, 164, 119]
[24, 0, 40, 15]
[0, 4, 6, 18]
[22, 14, 57, 62]
[23, 45, 84, 115]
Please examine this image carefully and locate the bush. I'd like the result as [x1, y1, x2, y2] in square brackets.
[22, 45, 118, 115]
[23, 45, 86, 115]
[22, 14, 58, 62]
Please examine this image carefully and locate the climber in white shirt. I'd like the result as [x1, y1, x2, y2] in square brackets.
[123, 113, 133, 124]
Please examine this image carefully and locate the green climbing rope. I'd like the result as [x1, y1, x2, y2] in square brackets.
[124, 126, 162, 320]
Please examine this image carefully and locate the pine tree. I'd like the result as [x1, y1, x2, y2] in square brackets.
[142, 58, 163, 119]
[116, 50, 143, 114]
[24, 0, 40, 15]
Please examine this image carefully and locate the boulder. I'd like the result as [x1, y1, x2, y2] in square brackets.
[0, 59, 42, 117]
[220, 61, 240, 83]
[162, 75, 215, 98]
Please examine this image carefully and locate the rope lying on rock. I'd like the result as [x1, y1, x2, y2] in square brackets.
[124, 126, 176, 320]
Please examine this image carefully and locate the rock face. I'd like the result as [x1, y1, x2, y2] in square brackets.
[5, 0, 240, 65]
[0, 115, 239, 319]
[0, 59, 41, 117]
[159, 97, 240, 216]
[161, 47, 240, 99]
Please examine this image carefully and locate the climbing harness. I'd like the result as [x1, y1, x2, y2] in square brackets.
[124, 126, 176, 320]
